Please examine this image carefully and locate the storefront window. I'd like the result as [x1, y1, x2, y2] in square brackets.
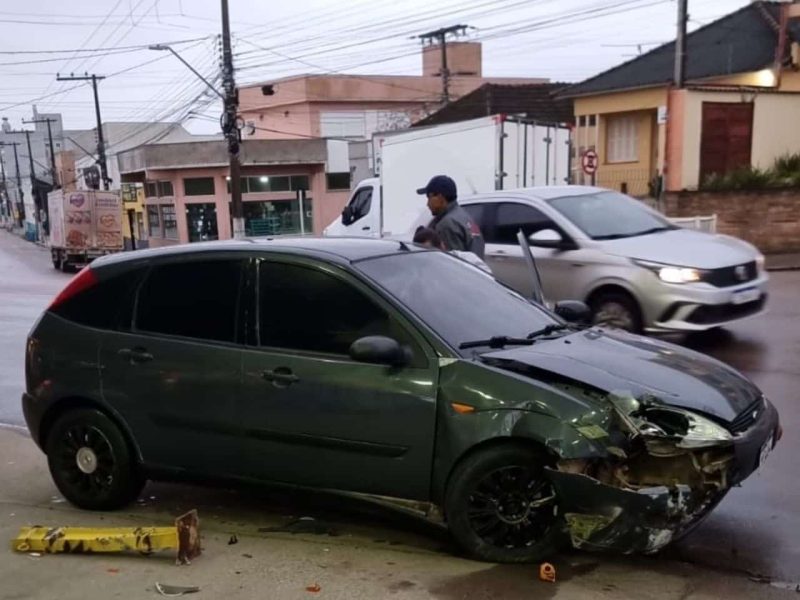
[228, 175, 311, 194]
[242, 198, 313, 236]
[147, 205, 161, 237]
[161, 205, 178, 239]
[186, 203, 219, 243]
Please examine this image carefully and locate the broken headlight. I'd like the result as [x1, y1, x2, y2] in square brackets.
[640, 406, 733, 448]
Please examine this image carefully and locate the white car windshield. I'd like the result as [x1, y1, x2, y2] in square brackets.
[549, 191, 676, 240]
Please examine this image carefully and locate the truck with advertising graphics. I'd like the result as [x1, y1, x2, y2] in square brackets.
[324, 114, 572, 239]
[47, 189, 124, 271]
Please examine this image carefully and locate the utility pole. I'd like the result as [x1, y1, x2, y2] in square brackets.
[0, 142, 24, 226]
[419, 24, 469, 105]
[220, 0, 244, 239]
[22, 129, 42, 237]
[56, 73, 109, 189]
[0, 149, 8, 222]
[674, 0, 688, 87]
[23, 117, 59, 187]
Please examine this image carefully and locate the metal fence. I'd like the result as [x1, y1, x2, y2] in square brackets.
[669, 214, 718, 233]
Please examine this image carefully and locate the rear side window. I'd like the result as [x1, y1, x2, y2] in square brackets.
[135, 260, 244, 343]
[51, 269, 143, 330]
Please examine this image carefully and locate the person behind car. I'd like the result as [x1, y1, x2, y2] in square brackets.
[413, 227, 492, 275]
[416, 175, 485, 259]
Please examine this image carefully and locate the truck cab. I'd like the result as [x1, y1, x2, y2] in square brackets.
[323, 178, 381, 238]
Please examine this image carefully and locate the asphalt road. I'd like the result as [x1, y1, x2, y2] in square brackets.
[0, 230, 797, 587]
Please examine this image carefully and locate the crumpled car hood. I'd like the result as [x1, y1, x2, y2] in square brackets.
[482, 328, 760, 422]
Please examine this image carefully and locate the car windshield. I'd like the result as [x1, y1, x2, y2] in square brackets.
[548, 191, 675, 240]
[356, 251, 556, 353]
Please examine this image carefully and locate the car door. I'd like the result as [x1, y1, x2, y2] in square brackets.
[481, 201, 582, 302]
[239, 257, 439, 500]
[99, 255, 247, 476]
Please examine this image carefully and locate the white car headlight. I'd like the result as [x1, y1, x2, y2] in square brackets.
[634, 260, 703, 284]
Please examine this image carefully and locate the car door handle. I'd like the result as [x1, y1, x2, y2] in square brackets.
[262, 368, 299, 386]
[118, 347, 153, 363]
[362, 226, 371, 231]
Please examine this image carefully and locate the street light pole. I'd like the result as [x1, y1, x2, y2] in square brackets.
[149, 14, 244, 239]
[0, 142, 24, 226]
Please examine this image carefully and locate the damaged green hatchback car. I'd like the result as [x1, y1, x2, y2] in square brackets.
[23, 238, 780, 563]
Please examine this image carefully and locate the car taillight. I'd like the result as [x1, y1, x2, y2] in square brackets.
[48, 266, 98, 311]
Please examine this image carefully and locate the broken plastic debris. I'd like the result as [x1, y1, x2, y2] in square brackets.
[28, 552, 41, 558]
[155, 583, 200, 596]
[539, 562, 556, 583]
[305, 584, 322, 593]
[228, 534, 238, 545]
[50, 496, 66, 504]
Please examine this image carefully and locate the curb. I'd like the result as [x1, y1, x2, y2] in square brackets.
[766, 265, 800, 272]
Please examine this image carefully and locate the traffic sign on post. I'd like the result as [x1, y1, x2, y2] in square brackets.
[581, 149, 598, 185]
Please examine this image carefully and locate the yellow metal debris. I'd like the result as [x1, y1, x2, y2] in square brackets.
[11, 510, 200, 565]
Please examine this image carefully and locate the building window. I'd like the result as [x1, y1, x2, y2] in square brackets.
[147, 205, 161, 237]
[242, 198, 313, 236]
[588, 115, 597, 127]
[145, 182, 158, 198]
[161, 204, 178, 239]
[606, 115, 638, 163]
[186, 203, 219, 243]
[320, 112, 367, 139]
[229, 175, 311, 194]
[578, 115, 586, 127]
[326, 172, 350, 190]
[183, 177, 215, 196]
[158, 181, 174, 197]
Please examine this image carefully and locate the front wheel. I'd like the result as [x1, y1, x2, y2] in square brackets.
[590, 290, 643, 333]
[444, 444, 564, 563]
[45, 409, 144, 510]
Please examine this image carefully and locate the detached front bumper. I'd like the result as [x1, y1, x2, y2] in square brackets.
[546, 399, 780, 554]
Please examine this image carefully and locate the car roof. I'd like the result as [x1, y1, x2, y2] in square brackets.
[92, 236, 421, 269]
[461, 185, 603, 203]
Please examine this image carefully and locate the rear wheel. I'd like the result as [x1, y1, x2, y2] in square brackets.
[45, 409, 144, 510]
[444, 444, 564, 563]
[590, 290, 642, 333]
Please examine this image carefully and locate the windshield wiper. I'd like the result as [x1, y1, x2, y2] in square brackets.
[526, 323, 571, 340]
[633, 226, 674, 236]
[459, 336, 534, 350]
[459, 324, 571, 350]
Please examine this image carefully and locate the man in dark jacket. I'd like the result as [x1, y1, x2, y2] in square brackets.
[416, 175, 485, 259]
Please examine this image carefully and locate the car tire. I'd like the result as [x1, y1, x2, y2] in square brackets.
[590, 290, 643, 333]
[45, 409, 144, 510]
[444, 443, 565, 563]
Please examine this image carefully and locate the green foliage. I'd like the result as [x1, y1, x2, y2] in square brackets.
[699, 152, 800, 191]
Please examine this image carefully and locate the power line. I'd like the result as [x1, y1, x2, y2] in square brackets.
[0, 36, 211, 55]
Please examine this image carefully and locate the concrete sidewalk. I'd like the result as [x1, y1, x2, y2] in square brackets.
[0, 427, 794, 600]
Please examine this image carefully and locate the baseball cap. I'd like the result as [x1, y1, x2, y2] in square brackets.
[416, 175, 457, 199]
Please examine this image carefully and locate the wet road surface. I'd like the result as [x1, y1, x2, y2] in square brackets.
[0, 230, 797, 585]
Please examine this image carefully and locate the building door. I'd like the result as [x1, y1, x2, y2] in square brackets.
[186, 203, 218, 242]
[699, 102, 753, 182]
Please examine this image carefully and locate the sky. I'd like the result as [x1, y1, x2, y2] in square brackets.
[0, 0, 752, 135]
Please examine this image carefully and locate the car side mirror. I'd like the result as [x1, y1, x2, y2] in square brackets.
[529, 228, 575, 250]
[554, 300, 591, 324]
[349, 336, 411, 367]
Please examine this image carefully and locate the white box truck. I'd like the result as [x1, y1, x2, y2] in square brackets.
[48, 189, 124, 271]
[324, 115, 571, 239]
